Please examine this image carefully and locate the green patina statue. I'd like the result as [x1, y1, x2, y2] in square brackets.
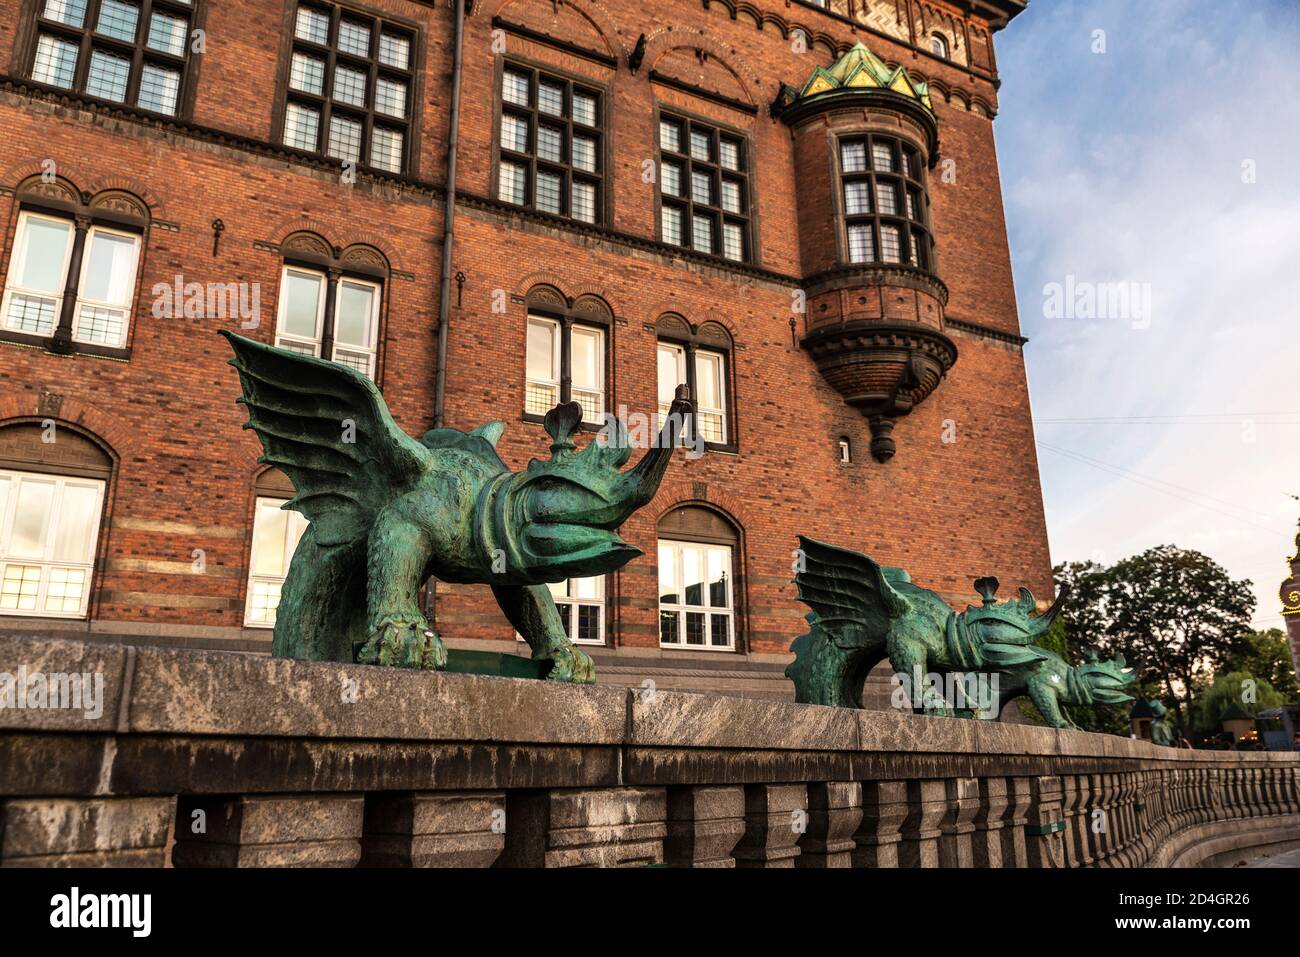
[995, 648, 1135, 730]
[223, 331, 691, 682]
[1149, 700, 1178, 747]
[787, 537, 1066, 713]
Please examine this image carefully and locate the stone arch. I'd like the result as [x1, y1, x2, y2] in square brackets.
[13, 172, 83, 208]
[641, 27, 764, 106]
[0, 418, 116, 478]
[0, 394, 134, 463]
[280, 229, 335, 263]
[491, 0, 626, 59]
[339, 243, 391, 276]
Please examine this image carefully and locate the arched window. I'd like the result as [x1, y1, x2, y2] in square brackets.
[930, 33, 950, 59]
[837, 133, 933, 272]
[0, 422, 111, 619]
[274, 235, 387, 380]
[655, 315, 735, 450]
[657, 506, 739, 650]
[523, 287, 611, 427]
[244, 468, 308, 628]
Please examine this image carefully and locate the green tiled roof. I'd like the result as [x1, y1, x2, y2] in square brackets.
[775, 41, 934, 116]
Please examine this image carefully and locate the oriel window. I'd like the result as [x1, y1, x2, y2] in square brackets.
[838, 133, 933, 272]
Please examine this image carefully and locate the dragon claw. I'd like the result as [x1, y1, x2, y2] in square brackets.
[538, 644, 596, 685]
[359, 618, 447, 671]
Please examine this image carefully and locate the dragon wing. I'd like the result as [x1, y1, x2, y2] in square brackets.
[223, 332, 432, 546]
[794, 536, 912, 643]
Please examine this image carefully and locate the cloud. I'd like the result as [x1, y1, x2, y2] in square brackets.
[995, 0, 1300, 626]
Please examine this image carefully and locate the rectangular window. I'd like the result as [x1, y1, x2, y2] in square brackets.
[244, 497, 309, 627]
[839, 133, 932, 271]
[0, 468, 105, 619]
[541, 577, 605, 645]
[29, 0, 198, 116]
[524, 315, 605, 425]
[658, 539, 734, 650]
[274, 266, 380, 378]
[657, 341, 728, 445]
[658, 114, 750, 263]
[525, 316, 560, 415]
[280, 3, 416, 174]
[1, 211, 141, 347]
[496, 62, 604, 225]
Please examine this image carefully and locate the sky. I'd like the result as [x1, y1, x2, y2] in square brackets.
[993, 0, 1300, 630]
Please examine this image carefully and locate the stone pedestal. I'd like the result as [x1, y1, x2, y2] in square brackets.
[797, 781, 862, 868]
[0, 797, 175, 867]
[360, 791, 505, 868]
[664, 786, 745, 867]
[172, 795, 363, 867]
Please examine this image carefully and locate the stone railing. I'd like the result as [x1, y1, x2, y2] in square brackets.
[1, 634, 1298, 867]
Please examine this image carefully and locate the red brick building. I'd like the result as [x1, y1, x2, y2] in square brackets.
[0, 0, 1047, 699]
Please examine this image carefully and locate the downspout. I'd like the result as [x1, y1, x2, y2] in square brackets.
[427, 0, 466, 629]
[433, 0, 466, 428]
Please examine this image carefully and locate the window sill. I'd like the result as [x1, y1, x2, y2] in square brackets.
[0, 329, 131, 361]
[658, 643, 737, 653]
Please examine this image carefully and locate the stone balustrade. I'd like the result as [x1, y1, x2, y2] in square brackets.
[1, 634, 1298, 868]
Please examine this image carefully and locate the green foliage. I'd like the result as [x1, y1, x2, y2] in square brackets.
[1050, 546, 1256, 730]
[1221, 629, 1299, 703]
[1192, 671, 1285, 738]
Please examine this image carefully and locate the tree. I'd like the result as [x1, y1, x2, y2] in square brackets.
[1192, 671, 1285, 739]
[1222, 629, 1299, 703]
[1050, 545, 1256, 731]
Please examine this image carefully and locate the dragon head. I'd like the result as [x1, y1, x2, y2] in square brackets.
[957, 577, 1069, 667]
[1070, 650, 1137, 705]
[471, 390, 694, 583]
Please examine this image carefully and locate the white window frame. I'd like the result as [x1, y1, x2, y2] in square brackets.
[569, 323, 605, 426]
[657, 538, 735, 651]
[244, 496, 310, 628]
[931, 33, 950, 59]
[516, 576, 605, 646]
[0, 468, 106, 619]
[274, 266, 381, 379]
[524, 315, 606, 426]
[525, 315, 562, 416]
[1, 211, 76, 337]
[72, 224, 142, 348]
[656, 341, 728, 445]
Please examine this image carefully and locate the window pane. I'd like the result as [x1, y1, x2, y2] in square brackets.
[18, 218, 72, 293]
[659, 610, 679, 645]
[659, 120, 681, 153]
[370, 127, 403, 172]
[707, 549, 729, 608]
[722, 222, 743, 262]
[872, 142, 895, 172]
[691, 214, 713, 254]
[845, 180, 871, 215]
[575, 604, 600, 643]
[1, 565, 42, 611]
[661, 161, 682, 197]
[537, 80, 563, 116]
[497, 161, 526, 204]
[502, 70, 529, 106]
[536, 170, 561, 214]
[32, 35, 79, 88]
[96, 0, 139, 42]
[283, 102, 320, 151]
[719, 139, 740, 171]
[537, 125, 562, 163]
[147, 11, 188, 55]
[11, 479, 55, 558]
[710, 614, 730, 647]
[909, 190, 922, 220]
[526, 320, 556, 380]
[682, 546, 703, 606]
[572, 91, 597, 127]
[52, 483, 100, 563]
[695, 351, 723, 409]
[81, 231, 137, 305]
[334, 65, 367, 106]
[375, 77, 406, 118]
[281, 271, 322, 338]
[338, 20, 371, 57]
[74, 304, 125, 345]
[876, 181, 898, 216]
[657, 542, 678, 603]
[86, 50, 130, 102]
[5, 296, 58, 334]
[573, 576, 601, 600]
[661, 205, 683, 245]
[571, 135, 596, 173]
[720, 179, 741, 214]
[571, 327, 601, 391]
[685, 611, 705, 645]
[880, 224, 902, 263]
[295, 6, 330, 44]
[378, 33, 410, 69]
[42, 0, 87, 28]
[691, 171, 712, 206]
[841, 140, 866, 173]
[250, 501, 290, 576]
[290, 52, 325, 94]
[327, 114, 362, 162]
[909, 232, 921, 267]
[848, 224, 874, 263]
[689, 129, 711, 161]
[335, 281, 375, 348]
[657, 344, 683, 409]
[44, 566, 87, 613]
[571, 181, 596, 223]
[138, 64, 180, 114]
[500, 113, 529, 153]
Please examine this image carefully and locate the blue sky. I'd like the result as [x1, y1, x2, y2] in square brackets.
[994, 0, 1300, 629]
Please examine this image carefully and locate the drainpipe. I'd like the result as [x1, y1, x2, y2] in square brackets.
[427, 0, 467, 628]
[433, 0, 466, 428]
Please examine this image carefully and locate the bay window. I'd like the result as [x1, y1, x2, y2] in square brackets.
[838, 133, 933, 272]
[0, 468, 105, 619]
